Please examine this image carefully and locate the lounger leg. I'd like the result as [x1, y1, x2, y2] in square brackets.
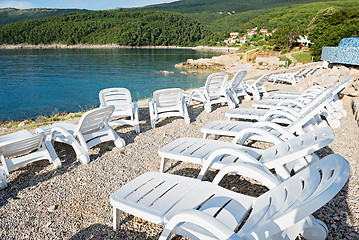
[204, 102, 212, 113]
[135, 124, 140, 134]
[0, 168, 8, 189]
[44, 140, 62, 169]
[160, 157, 167, 173]
[301, 216, 328, 240]
[113, 208, 120, 231]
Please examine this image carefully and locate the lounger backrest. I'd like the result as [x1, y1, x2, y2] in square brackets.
[229, 70, 247, 89]
[254, 73, 271, 87]
[75, 106, 114, 136]
[0, 133, 44, 158]
[239, 154, 349, 239]
[294, 68, 307, 78]
[261, 127, 335, 172]
[205, 72, 228, 96]
[99, 88, 132, 116]
[332, 75, 353, 95]
[286, 88, 333, 132]
[153, 88, 182, 109]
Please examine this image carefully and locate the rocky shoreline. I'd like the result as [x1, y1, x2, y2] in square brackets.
[0, 44, 238, 52]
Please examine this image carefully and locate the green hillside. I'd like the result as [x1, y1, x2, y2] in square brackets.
[0, 10, 212, 46]
[0, 8, 91, 26]
[138, 0, 345, 14]
[206, 0, 359, 34]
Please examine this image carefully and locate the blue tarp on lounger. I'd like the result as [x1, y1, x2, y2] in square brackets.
[321, 37, 359, 66]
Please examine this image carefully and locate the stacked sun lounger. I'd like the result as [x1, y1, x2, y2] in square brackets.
[110, 75, 353, 239]
[268, 65, 324, 86]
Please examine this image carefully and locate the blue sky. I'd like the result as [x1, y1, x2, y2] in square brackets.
[0, 0, 178, 10]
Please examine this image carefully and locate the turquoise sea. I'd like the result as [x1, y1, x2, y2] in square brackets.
[0, 48, 221, 121]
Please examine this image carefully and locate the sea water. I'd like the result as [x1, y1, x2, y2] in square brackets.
[0, 48, 221, 121]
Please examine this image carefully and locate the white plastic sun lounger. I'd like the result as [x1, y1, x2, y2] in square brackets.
[242, 73, 271, 101]
[0, 130, 61, 189]
[252, 86, 326, 109]
[226, 70, 249, 104]
[269, 69, 306, 86]
[184, 72, 236, 112]
[149, 88, 190, 128]
[111, 154, 349, 240]
[222, 76, 351, 130]
[38, 106, 125, 164]
[269, 65, 323, 86]
[159, 127, 334, 180]
[99, 88, 140, 134]
[201, 87, 339, 143]
[271, 86, 325, 98]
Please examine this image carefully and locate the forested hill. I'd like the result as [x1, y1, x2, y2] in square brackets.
[206, 0, 359, 34]
[0, 10, 213, 46]
[137, 0, 346, 14]
[0, 8, 90, 26]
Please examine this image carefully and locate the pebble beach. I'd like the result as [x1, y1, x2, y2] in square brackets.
[1, 66, 359, 239]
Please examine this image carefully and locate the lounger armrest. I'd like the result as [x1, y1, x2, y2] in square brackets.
[263, 109, 299, 123]
[233, 122, 293, 145]
[148, 98, 157, 115]
[266, 105, 301, 118]
[132, 102, 139, 120]
[197, 147, 260, 180]
[48, 126, 74, 140]
[132, 101, 138, 113]
[245, 79, 255, 85]
[160, 209, 241, 240]
[254, 121, 293, 138]
[213, 163, 281, 189]
[234, 127, 286, 145]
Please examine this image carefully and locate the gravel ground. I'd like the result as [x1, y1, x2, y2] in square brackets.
[0, 82, 358, 239]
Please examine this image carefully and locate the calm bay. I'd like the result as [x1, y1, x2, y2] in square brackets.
[0, 48, 220, 121]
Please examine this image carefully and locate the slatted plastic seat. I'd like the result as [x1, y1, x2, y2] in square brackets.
[0, 130, 60, 189]
[184, 72, 236, 112]
[39, 106, 125, 164]
[160, 127, 334, 180]
[111, 154, 349, 240]
[148, 88, 189, 128]
[99, 88, 140, 133]
[158, 137, 262, 173]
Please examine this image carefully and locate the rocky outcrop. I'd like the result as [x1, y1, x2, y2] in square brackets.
[353, 98, 359, 121]
[296, 65, 359, 96]
[175, 58, 225, 70]
[295, 64, 359, 122]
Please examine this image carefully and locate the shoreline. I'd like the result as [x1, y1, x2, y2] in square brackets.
[0, 44, 239, 52]
[0, 81, 358, 239]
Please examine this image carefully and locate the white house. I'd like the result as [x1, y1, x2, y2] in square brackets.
[297, 35, 312, 46]
[230, 32, 239, 38]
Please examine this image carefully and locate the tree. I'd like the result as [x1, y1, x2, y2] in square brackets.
[306, 7, 353, 43]
[310, 18, 359, 61]
[270, 25, 300, 50]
